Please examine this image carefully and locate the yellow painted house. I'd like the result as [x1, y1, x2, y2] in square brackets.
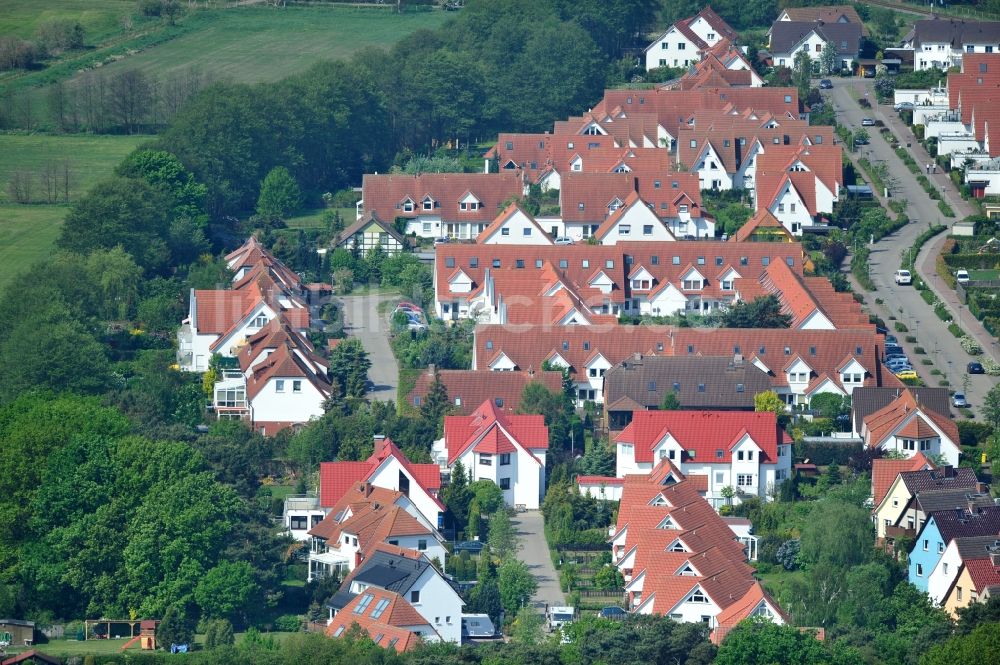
[942, 545, 1000, 619]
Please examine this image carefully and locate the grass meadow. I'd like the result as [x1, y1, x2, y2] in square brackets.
[0, 133, 148, 289]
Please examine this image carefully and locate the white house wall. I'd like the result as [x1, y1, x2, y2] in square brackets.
[251, 376, 326, 425]
[646, 26, 698, 70]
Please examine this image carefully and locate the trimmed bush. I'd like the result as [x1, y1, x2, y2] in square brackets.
[793, 442, 862, 466]
[894, 322, 908, 332]
[961, 336, 983, 355]
[914, 346, 926, 354]
[906, 335, 917, 343]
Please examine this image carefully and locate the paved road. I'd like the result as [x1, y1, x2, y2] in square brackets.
[339, 294, 400, 403]
[827, 79, 999, 413]
[512, 511, 566, 612]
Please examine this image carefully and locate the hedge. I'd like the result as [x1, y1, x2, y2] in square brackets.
[794, 441, 863, 466]
[943, 254, 1000, 269]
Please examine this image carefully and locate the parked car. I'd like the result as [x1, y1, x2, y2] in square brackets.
[956, 269, 970, 285]
[894, 102, 915, 111]
[885, 354, 908, 364]
[886, 357, 911, 369]
[894, 369, 918, 380]
[861, 118, 875, 126]
[547, 606, 576, 632]
[968, 361, 986, 374]
[598, 606, 628, 620]
[554, 236, 574, 245]
[894, 269, 912, 285]
[434, 236, 450, 245]
[885, 334, 898, 345]
[397, 301, 423, 312]
[952, 392, 969, 408]
[407, 322, 428, 332]
[885, 344, 903, 356]
[854, 135, 869, 145]
[819, 79, 833, 89]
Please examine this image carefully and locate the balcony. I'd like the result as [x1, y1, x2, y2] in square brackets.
[885, 525, 915, 540]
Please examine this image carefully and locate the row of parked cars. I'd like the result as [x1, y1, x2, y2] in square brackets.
[884, 335, 917, 381]
[394, 301, 427, 332]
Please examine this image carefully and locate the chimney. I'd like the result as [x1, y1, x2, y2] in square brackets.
[945, 466, 956, 478]
[427, 364, 436, 377]
[733, 353, 744, 366]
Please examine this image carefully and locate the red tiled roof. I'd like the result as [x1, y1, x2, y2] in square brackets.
[476, 202, 553, 243]
[559, 172, 703, 223]
[326, 587, 430, 652]
[871, 453, 935, 510]
[318, 438, 441, 509]
[615, 410, 783, 464]
[596, 88, 801, 138]
[863, 390, 959, 450]
[965, 558, 1000, 593]
[732, 209, 796, 242]
[577, 475, 625, 486]
[711, 581, 789, 645]
[407, 369, 563, 416]
[443, 400, 548, 465]
[245, 341, 331, 400]
[361, 173, 522, 224]
[475, 325, 891, 394]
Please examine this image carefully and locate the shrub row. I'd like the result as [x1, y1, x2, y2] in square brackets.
[793, 442, 863, 466]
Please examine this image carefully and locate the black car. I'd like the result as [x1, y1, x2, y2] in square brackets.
[968, 361, 986, 374]
[819, 79, 833, 89]
[598, 606, 628, 620]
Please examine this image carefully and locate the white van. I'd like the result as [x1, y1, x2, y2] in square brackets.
[547, 606, 575, 632]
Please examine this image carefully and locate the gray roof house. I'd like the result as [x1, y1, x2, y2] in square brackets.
[902, 19, 1000, 71]
[602, 354, 772, 431]
[768, 20, 862, 70]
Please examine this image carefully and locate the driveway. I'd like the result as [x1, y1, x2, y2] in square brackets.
[512, 511, 566, 612]
[339, 294, 399, 403]
[827, 79, 998, 413]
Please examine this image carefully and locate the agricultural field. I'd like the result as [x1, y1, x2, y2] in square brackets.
[72, 6, 449, 84]
[0, 133, 148, 289]
[0, 0, 136, 43]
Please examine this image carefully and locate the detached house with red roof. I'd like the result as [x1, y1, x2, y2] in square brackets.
[325, 586, 435, 653]
[307, 482, 446, 579]
[319, 437, 444, 530]
[178, 237, 310, 372]
[433, 400, 549, 509]
[644, 7, 738, 71]
[326, 544, 464, 644]
[609, 471, 788, 640]
[614, 410, 792, 506]
[937, 536, 1000, 617]
[861, 389, 962, 466]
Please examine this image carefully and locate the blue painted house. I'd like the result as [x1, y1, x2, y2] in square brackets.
[909, 500, 1000, 592]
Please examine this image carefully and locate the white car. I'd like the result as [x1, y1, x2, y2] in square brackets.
[894, 269, 912, 285]
[554, 236, 574, 245]
[861, 118, 875, 126]
[956, 269, 970, 285]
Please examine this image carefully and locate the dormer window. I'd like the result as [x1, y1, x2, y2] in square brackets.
[422, 197, 434, 211]
[402, 199, 415, 212]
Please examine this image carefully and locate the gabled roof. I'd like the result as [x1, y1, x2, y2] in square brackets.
[337, 212, 407, 248]
[245, 341, 332, 400]
[778, 5, 864, 30]
[442, 400, 548, 465]
[318, 439, 442, 508]
[915, 488, 995, 515]
[852, 387, 951, 437]
[325, 587, 430, 652]
[407, 369, 562, 416]
[476, 202, 553, 244]
[476, 324, 891, 393]
[733, 209, 796, 243]
[925, 506, 1000, 544]
[871, 453, 935, 509]
[603, 355, 770, 411]
[769, 20, 861, 56]
[863, 390, 959, 449]
[614, 410, 786, 464]
[361, 173, 522, 223]
[899, 466, 980, 497]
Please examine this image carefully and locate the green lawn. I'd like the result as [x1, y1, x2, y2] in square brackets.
[6, 632, 299, 658]
[0, 133, 150, 201]
[59, 6, 449, 86]
[0, 0, 137, 42]
[0, 133, 146, 290]
[969, 269, 1000, 280]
